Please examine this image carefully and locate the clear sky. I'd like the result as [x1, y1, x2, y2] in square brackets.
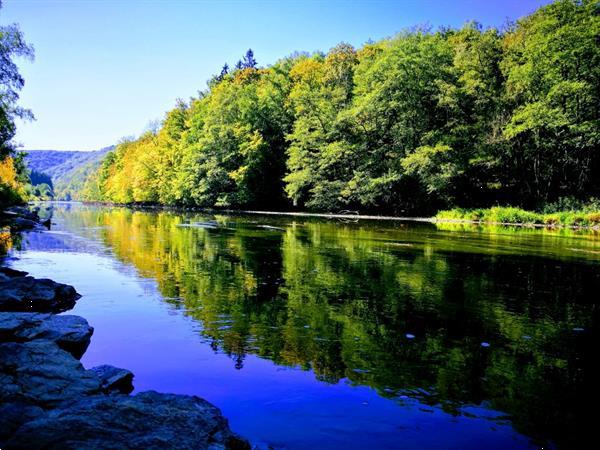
[2, 0, 552, 151]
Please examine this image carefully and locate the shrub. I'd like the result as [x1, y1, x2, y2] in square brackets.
[435, 206, 600, 228]
[586, 212, 600, 225]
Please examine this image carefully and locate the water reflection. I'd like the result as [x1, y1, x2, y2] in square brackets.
[14, 204, 600, 449]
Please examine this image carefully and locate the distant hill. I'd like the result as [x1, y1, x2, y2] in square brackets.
[21, 147, 113, 200]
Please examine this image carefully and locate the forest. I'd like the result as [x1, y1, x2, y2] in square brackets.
[76, 0, 599, 217]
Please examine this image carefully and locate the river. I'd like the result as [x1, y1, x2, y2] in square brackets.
[7, 203, 599, 449]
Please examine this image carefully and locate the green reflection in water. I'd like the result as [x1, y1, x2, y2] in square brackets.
[57, 205, 599, 449]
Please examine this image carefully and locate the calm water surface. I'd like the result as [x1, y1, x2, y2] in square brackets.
[7, 204, 600, 449]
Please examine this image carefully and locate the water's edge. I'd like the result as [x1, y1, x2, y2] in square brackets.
[0, 206, 251, 448]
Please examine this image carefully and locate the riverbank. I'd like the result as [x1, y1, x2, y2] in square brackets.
[73, 201, 600, 230]
[0, 205, 249, 449]
[436, 206, 600, 229]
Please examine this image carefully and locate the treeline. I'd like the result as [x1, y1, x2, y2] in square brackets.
[22, 148, 113, 201]
[82, 0, 600, 215]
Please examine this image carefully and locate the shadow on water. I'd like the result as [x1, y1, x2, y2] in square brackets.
[12, 203, 600, 450]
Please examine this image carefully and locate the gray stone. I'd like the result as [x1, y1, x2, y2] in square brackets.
[0, 401, 44, 441]
[0, 276, 81, 313]
[6, 391, 250, 449]
[0, 313, 94, 359]
[0, 267, 28, 278]
[90, 365, 134, 394]
[3, 206, 39, 222]
[10, 217, 42, 231]
[0, 340, 102, 408]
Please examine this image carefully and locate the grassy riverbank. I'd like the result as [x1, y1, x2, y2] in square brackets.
[435, 207, 600, 227]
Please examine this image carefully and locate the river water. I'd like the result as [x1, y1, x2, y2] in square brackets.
[7, 203, 599, 449]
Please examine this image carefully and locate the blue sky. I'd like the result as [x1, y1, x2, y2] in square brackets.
[2, 0, 552, 151]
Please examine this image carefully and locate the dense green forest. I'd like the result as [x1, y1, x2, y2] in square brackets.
[0, 0, 32, 206]
[79, 0, 599, 216]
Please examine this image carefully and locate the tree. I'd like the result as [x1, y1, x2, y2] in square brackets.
[500, 0, 600, 205]
[284, 44, 358, 210]
[242, 49, 257, 69]
[0, 1, 33, 204]
[214, 63, 229, 83]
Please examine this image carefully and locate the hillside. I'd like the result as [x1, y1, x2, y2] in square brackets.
[21, 147, 112, 200]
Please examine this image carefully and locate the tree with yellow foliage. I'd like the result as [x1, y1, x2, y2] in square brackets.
[1, 0, 33, 206]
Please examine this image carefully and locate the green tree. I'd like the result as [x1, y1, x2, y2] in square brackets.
[500, 0, 600, 205]
[284, 43, 357, 210]
[0, 1, 33, 205]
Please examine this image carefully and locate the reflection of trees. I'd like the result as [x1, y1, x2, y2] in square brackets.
[61, 207, 598, 449]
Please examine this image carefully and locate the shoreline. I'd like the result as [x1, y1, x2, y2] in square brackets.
[42, 200, 600, 231]
[0, 205, 250, 449]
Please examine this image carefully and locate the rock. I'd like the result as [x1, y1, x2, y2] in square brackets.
[2, 206, 39, 222]
[0, 340, 102, 408]
[10, 217, 43, 231]
[0, 276, 81, 313]
[6, 391, 250, 449]
[90, 365, 134, 394]
[0, 401, 44, 441]
[1, 206, 45, 231]
[0, 267, 27, 283]
[0, 313, 94, 359]
[0, 267, 28, 278]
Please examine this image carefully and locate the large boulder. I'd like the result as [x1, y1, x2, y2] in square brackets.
[0, 276, 81, 313]
[0, 340, 102, 408]
[6, 391, 250, 449]
[0, 313, 93, 359]
[0, 401, 45, 442]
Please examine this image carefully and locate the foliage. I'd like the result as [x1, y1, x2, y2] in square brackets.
[436, 206, 600, 227]
[22, 147, 112, 200]
[540, 196, 600, 214]
[500, 0, 600, 204]
[0, 153, 26, 204]
[28, 181, 53, 201]
[78, 1, 600, 215]
[0, 2, 33, 206]
[28, 169, 52, 187]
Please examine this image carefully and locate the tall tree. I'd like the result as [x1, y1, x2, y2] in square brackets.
[0, 1, 33, 204]
[242, 49, 257, 69]
[500, 0, 600, 205]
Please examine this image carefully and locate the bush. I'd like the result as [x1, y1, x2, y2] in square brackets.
[435, 206, 600, 227]
[541, 197, 600, 214]
[483, 207, 541, 225]
[586, 212, 600, 225]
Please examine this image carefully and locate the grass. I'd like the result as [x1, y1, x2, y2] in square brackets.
[435, 206, 600, 228]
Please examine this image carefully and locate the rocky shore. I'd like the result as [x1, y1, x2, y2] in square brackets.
[0, 206, 250, 449]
